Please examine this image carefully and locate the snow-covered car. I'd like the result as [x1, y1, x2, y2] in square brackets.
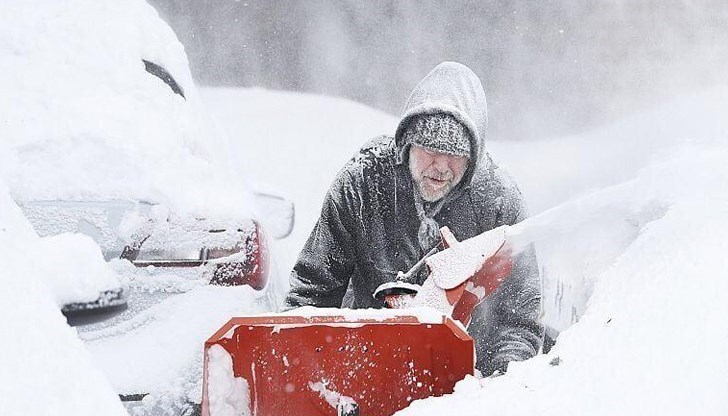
[0, 182, 131, 416]
[0, 0, 292, 414]
[20, 198, 278, 323]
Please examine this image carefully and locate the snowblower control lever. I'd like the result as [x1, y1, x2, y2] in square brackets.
[396, 245, 438, 281]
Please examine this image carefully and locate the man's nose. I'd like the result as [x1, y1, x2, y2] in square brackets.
[431, 155, 450, 172]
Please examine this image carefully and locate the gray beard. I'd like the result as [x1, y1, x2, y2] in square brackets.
[414, 175, 453, 202]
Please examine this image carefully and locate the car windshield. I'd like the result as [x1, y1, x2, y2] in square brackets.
[143, 59, 185, 99]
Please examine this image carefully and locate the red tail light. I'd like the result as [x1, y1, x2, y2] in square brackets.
[209, 222, 269, 290]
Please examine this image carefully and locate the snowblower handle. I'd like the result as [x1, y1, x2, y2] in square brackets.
[396, 245, 438, 282]
[374, 245, 440, 308]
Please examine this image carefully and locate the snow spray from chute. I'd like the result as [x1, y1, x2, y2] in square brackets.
[379, 180, 665, 327]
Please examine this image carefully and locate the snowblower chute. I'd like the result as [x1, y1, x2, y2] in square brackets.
[202, 313, 474, 416]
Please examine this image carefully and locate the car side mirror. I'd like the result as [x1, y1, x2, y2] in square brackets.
[253, 191, 295, 240]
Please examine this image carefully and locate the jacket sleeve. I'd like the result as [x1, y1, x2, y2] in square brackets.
[472, 184, 544, 375]
[285, 170, 358, 309]
[482, 244, 543, 374]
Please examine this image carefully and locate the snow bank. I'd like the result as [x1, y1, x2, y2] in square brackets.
[34, 233, 121, 307]
[0, 183, 127, 416]
[81, 285, 269, 403]
[0, 0, 254, 221]
[490, 86, 728, 214]
[395, 88, 728, 415]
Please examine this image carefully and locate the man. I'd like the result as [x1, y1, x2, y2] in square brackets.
[286, 61, 542, 376]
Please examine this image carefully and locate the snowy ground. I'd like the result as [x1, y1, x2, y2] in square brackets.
[2, 51, 726, 414]
[203, 86, 728, 415]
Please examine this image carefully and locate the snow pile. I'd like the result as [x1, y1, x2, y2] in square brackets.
[34, 233, 121, 307]
[0, 189, 120, 308]
[490, 86, 728, 214]
[395, 89, 728, 415]
[80, 285, 270, 404]
[0, 0, 254, 221]
[493, 87, 728, 331]
[206, 345, 251, 416]
[0, 183, 127, 416]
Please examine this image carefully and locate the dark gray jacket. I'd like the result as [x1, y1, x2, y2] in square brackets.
[286, 62, 543, 375]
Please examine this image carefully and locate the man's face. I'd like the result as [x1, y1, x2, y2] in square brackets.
[408, 144, 469, 202]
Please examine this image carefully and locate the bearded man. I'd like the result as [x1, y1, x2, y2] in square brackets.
[285, 61, 543, 376]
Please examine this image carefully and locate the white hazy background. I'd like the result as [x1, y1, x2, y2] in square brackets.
[150, 0, 728, 141]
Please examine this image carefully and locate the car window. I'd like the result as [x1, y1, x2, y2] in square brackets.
[135, 248, 202, 261]
[142, 59, 185, 99]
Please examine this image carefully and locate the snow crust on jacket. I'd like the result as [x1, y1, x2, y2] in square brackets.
[287, 62, 542, 375]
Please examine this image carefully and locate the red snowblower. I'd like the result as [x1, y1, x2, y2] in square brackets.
[201, 225, 513, 416]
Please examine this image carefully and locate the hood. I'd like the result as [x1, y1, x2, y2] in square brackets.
[395, 61, 488, 186]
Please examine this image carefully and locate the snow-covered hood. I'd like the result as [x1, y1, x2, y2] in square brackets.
[394, 61, 489, 186]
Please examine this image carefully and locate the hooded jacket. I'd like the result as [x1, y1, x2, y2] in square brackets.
[286, 62, 543, 375]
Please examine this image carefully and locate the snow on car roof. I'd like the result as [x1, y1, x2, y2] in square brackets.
[0, 0, 255, 222]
